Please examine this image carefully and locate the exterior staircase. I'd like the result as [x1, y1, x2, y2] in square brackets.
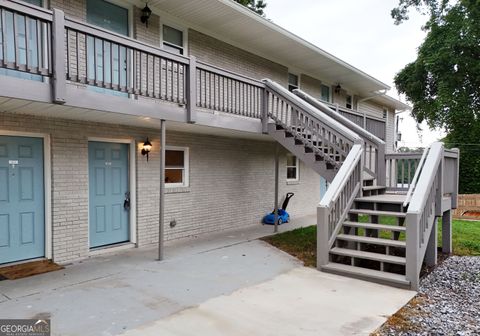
[262, 79, 459, 290]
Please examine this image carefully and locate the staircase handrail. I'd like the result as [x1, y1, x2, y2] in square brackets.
[405, 142, 444, 290]
[317, 144, 364, 266]
[403, 146, 430, 207]
[263, 79, 363, 144]
[293, 89, 385, 146]
[294, 89, 386, 185]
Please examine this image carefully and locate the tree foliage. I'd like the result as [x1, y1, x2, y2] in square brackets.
[234, 0, 267, 16]
[392, 0, 480, 193]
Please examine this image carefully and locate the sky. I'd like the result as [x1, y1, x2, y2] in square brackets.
[265, 0, 445, 147]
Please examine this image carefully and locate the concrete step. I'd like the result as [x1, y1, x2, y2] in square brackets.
[348, 209, 407, 217]
[336, 234, 406, 248]
[330, 247, 406, 265]
[321, 263, 410, 287]
[343, 221, 406, 232]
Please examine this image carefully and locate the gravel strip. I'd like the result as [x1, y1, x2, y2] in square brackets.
[375, 256, 480, 335]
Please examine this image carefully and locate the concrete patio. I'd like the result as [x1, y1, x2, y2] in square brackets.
[0, 215, 415, 336]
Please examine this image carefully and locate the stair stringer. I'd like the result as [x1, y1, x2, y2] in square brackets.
[267, 123, 337, 182]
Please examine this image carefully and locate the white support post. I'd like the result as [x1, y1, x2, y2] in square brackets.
[405, 212, 420, 290]
[186, 56, 197, 123]
[158, 119, 166, 260]
[274, 143, 279, 233]
[52, 9, 66, 104]
[317, 206, 330, 269]
[442, 210, 452, 254]
[262, 88, 269, 134]
[425, 218, 438, 267]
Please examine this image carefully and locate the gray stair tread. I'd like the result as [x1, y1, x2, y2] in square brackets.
[330, 247, 406, 265]
[343, 221, 406, 232]
[362, 185, 386, 191]
[336, 234, 406, 247]
[321, 263, 410, 286]
[349, 209, 407, 217]
[362, 172, 375, 180]
[355, 194, 406, 204]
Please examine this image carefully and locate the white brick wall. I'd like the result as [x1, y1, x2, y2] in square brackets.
[188, 29, 288, 86]
[0, 112, 319, 263]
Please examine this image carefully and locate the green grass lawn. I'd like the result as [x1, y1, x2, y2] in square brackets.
[263, 218, 480, 267]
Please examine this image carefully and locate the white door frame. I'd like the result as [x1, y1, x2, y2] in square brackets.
[87, 137, 137, 247]
[0, 130, 52, 260]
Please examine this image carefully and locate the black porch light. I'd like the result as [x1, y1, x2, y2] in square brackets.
[140, 3, 152, 27]
[141, 138, 152, 161]
[334, 84, 342, 94]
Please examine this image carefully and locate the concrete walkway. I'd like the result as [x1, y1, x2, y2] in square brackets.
[0, 216, 415, 335]
[125, 267, 415, 336]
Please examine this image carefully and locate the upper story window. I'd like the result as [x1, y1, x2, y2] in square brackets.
[288, 73, 298, 92]
[165, 146, 189, 187]
[22, 0, 42, 5]
[286, 153, 299, 181]
[320, 84, 330, 103]
[346, 95, 353, 109]
[163, 25, 184, 55]
[86, 0, 129, 36]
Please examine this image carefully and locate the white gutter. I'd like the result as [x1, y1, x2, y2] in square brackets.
[217, 0, 391, 91]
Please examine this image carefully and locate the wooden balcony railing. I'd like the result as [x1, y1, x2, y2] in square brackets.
[0, 0, 386, 136]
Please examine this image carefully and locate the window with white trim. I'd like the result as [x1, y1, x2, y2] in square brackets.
[346, 94, 353, 109]
[288, 73, 298, 92]
[165, 147, 189, 187]
[162, 25, 184, 55]
[320, 84, 330, 102]
[286, 153, 299, 181]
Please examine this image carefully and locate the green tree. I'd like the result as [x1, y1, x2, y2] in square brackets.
[392, 0, 480, 193]
[234, 0, 267, 16]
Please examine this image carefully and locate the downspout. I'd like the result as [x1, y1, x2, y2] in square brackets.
[358, 89, 388, 128]
[394, 109, 409, 150]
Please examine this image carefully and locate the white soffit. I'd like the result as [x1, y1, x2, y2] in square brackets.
[147, 0, 391, 96]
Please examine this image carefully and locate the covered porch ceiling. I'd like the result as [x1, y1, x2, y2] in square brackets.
[141, 0, 391, 96]
[0, 97, 270, 141]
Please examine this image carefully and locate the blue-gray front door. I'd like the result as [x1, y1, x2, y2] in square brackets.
[86, 0, 129, 96]
[88, 142, 129, 248]
[0, 136, 45, 264]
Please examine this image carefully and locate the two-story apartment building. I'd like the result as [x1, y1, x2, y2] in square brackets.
[0, 0, 410, 266]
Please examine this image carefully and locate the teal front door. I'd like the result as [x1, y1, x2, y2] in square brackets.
[0, 136, 45, 264]
[89, 142, 130, 248]
[86, 0, 129, 96]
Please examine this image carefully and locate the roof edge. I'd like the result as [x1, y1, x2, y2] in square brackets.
[219, 0, 391, 91]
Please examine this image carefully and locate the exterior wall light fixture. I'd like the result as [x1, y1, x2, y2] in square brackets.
[334, 84, 342, 94]
[141, 138, 152, 161]
[141, 3, 152, 27]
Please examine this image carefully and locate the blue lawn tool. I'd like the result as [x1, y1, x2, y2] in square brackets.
[263, 192, 295, 225]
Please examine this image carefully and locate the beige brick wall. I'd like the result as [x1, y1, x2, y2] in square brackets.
[0, 112, 319, 263]
[300, 74, 322, 99]
[133, 7, 160, 45]
[50, 0, 86, 20]
[188, 29, 288, 86]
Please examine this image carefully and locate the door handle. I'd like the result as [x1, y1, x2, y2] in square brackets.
[124, 191, 130, 211]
